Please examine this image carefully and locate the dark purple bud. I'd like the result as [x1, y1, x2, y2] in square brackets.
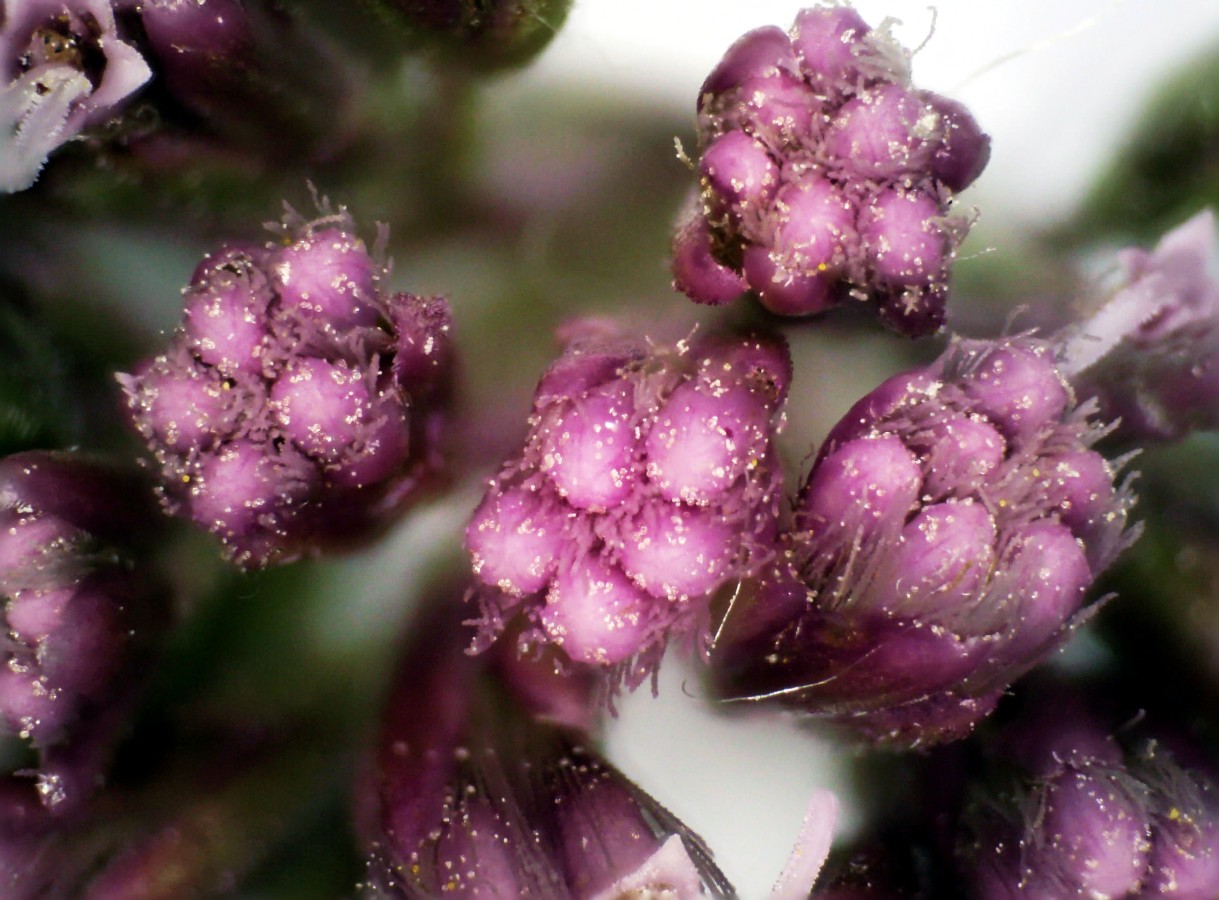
[915, 413, 1007, 500]
[871, 499, 996, 617]
[139, 0, 355, 163]
[0, 452, 169, 812]
[1, 0, 152, 192]
[269, 227, 380, 328]
[920, 91, 992, 192]
[121, 202, 454, 567]
[993, 520, 1093, 663]
[742, 244, 840, 316]
[1029, 763, 1152, 898]
[700, 129, 781, 221]
[182, 257, 273, 377]
[390, 292, 453, 397]
[465, 330, 788, 686]
[744, 177, 858, 315]
[699, 26, 800, 108]
[794, 434, 923, 546]
[363, 594, 732, 897]
[859, 187, 948, 291]
[954, 339, 1070, 445]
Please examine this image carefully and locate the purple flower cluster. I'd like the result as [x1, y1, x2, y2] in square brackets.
[465, 325, 789, 681]
[712, 335, 1137, 745]
[962, 695, 1219, 899]
[672, 4, 990, 336]
[120, 202, 453, 568]
[0, 452, 168, 812]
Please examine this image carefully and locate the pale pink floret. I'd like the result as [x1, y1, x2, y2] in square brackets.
[541, 556, 656, 668]
[538, 380, 639, 511]
[467, 484, 566, 597]
[614, 501, 738, 602]
[270, 227, 380, 328]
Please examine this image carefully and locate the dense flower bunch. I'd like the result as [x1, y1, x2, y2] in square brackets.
[960, 689, 1219, 898]
[0, 451, 169, 812]
[465, 325, 789, 682]
[671, 5, 990, 335]
[712, 335, 1137, 745]
[120, 203, 453, 568]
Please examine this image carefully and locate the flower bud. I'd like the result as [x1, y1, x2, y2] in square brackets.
[361, 595, 733, 898]
[366, 0, 573, 70]
[0, 451, 169, 812]
[139, 0, 356, 164]
[120, 199, 454, 568]
[465, 326, 788, 689]
[674, 4, 989, 337]
[959, 680, 1219, 900]
[712, 335, 1137, 745]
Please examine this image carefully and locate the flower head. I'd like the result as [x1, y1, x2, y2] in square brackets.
[711, 335, 1137, 745]
[120, 199, 454, 568]
[1, 0, 151, 192]
[672, 4, 989, 336]
[464, 324, 789, 688]
[960, 683, 1219, 899]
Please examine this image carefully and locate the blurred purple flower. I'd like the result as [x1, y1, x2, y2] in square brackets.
[119, 198, 454, 568]
[672, 4, 989, 337]
[711, 335, 1138, 745]
[464, 323, 789, 688]
[360, 589, 838, 899]
[0, 451, 169, 813]
[1060, 209, 1219, 443]
[960, 687, 1219, 899]
[1, 0, 151, 192]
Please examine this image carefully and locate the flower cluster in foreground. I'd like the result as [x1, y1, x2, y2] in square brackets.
[466, 325, 789, 684]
